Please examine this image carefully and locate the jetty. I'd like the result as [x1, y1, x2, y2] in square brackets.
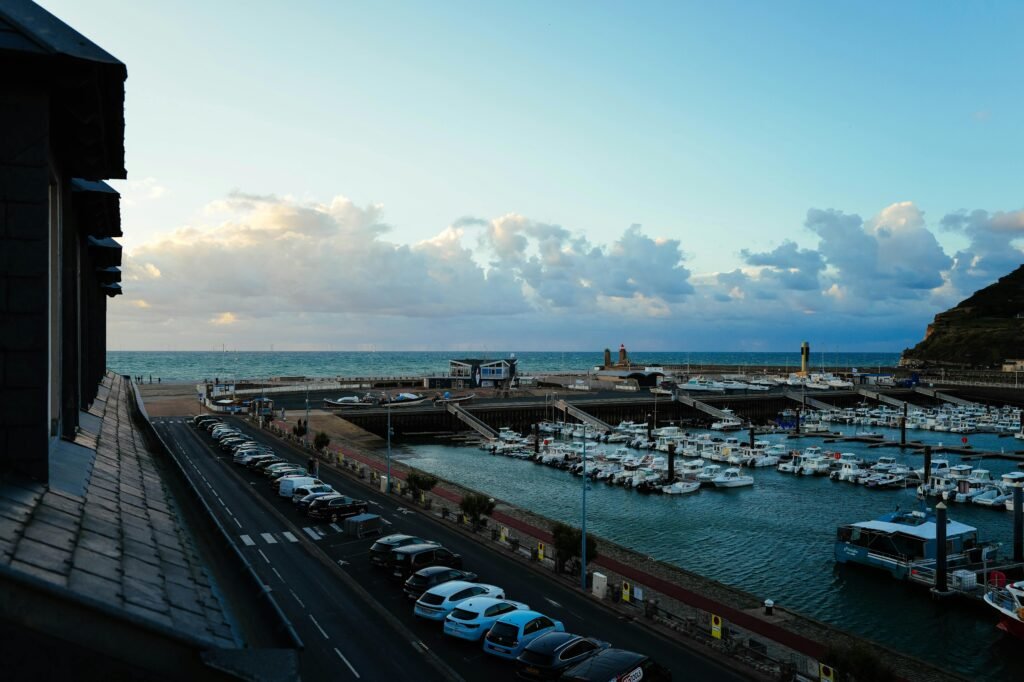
[445, 402, 498, 440]
[674, 393, 741, 421]
[554, 399, 613, 433]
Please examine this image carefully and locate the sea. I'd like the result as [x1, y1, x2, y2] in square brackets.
[107, 350, 902, 383]
[110, 350, 1021, 679]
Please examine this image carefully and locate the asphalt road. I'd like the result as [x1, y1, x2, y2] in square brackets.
[157, 416, 751, 682]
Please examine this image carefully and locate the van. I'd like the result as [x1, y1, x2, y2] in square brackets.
[278, 476, 321, 498]
[389, 543, 462, 580]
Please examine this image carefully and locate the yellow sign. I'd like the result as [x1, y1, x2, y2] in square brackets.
[711, 614, 722, 640]
[500, 526, 509, 542]
[621, 581, 631, 603]
[537, 542, 545, 561]
[819, 663, 835, 682]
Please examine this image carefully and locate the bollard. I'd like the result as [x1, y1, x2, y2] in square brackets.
[441, 507, 449, 519]
[491, 528, 499, 541]
[764, 599, 774, 616]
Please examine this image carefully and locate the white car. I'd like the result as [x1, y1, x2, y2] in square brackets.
[443, 598, 530, 641]
[414, 581, 504, 621]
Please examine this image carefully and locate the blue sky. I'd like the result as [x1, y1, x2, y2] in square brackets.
[40, 1, 1024, 351]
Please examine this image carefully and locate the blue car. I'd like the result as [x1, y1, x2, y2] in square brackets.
[482, 610, 564, 659]
[443, 598, 529, 642]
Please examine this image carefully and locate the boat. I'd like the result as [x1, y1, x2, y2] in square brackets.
[834, 507, 998, 579]
[677, 377, 726, 393]
[381, 392, 431, 407]
[323, 394, 377, 408]
[433, 393, 475, 405]
[711, 467, 754, 488]
[662, 480, 701, 495]
[696, 464, 722, 486]
[972, 486, 1011, 508]
[984, 581, 1024, 640]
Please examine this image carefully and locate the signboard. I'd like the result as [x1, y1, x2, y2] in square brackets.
[537, 542, 545, 561]
[500, 526, 508, 542]
[621, 581, 631, 603]
[819, 663, 835, 682]
[711, 614, 722, 639]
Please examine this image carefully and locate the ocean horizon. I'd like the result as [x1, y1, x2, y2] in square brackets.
[108, 350, 902, 382]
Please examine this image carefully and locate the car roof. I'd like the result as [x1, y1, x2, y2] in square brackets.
[377, 533, 418, 544]
[422, 580, 476, 596]
[393, 542, 442, 555]
[452, 598, 525, 614]
[523, 631, 579, 654]
[494, 609, 547, 626]
[413, 565, 459, 577]
[562, 649, 646, 677]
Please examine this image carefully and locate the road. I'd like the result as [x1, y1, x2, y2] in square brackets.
[156, 416, 750, 682]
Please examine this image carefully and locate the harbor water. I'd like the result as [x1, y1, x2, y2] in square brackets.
[396, 427, 1023, 681]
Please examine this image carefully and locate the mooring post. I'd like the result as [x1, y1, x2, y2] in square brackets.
[900, 403, 907, 447]
[667, 443, 676, 482]
[533, 423, 540, 455]
[1014, 486, 1023, 563]
[923, 445, 932, 495]
[935, 502, 948, 594]
[647, 413, 653, 441]
[748, 428, 755, 450]
[794, 407, 801, 435]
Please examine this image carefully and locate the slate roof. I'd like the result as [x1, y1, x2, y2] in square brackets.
[0, 373, 239, 648]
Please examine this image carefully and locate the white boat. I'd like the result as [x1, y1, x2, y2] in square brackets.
[830, 461, 865, 483]
[711, 467, 754, 488]
[662, 480, 701, 495]
[973, 486, 1011, 508]
[678, 459, 705, 480]
[696, 464, 722, 485]
[677, 378, 726, 393]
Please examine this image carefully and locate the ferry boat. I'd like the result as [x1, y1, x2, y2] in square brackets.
[834, 508, 996, 580]
[984, 581, 1024, 640]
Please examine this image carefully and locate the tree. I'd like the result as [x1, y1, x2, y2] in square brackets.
[459, 493, 495, 529]
[406, 471, 437, 499]
[314, 431, 330, 451]
[551, 522, 599, 574]
[292, 419, 307, 439]
[823, 643, 896, 682]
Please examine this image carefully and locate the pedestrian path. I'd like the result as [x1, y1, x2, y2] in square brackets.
[239, 524, 343, 546]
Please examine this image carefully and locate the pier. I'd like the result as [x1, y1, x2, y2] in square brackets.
[857, 387, 913, 410]
[914, 386, 976, 407]
[445, 402, 498, 440]
[554, 399, 614, 433]
[674, 393, 742, 421]
[784, 391, 836, 411]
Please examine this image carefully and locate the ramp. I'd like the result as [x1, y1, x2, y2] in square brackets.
[784, 391, 836, 412]
[554, 400, 613, 433]
[857, 388, 912, 410]
[913, 386, 975, 407]
[674, 394, 740, 422]
[446, 403, 499, 439]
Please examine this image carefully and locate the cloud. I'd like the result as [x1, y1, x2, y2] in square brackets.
[117, 177, 166, 206]
[211, 312, 237, 325]
[941, 208, 1024, 293]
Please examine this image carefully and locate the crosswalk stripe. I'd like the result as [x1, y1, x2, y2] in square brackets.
[240, 534, 255, 546]
[302, 527, 321, 541]
[282, 531, 298, 543]
[315, 527, 327, 537]
[260, 533, 278, 544]
[329, 523, 343, 533]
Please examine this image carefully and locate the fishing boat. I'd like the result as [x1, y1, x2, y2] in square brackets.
[711, 467, 754, 488]
[662, 479, 701, 495]
[834, 507, 997, 579]
[984, 581, 1024, 640]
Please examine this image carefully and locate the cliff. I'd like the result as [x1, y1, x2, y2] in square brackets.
[901, 265, 1024, 367]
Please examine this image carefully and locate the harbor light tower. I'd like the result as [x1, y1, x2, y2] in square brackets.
[800, 341, 810, 376]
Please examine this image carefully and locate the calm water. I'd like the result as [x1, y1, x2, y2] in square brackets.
[107, 350, 901, 382]
[393, 426, 1022, 681]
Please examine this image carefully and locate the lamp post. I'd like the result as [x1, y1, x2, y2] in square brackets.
[386, 390, 393, 493]
[304, 383, 310, 447]
[581, 422, 588, 590]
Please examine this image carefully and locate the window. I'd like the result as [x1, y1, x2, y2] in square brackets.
[452, 588, 474, 601]
[561, 640, 596, 660]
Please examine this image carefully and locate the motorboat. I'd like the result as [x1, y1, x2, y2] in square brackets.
[677, 459, 705, 480]
[863, 473, 906, 489]
[972, 486, 1011, 508]
[696, 464, 722, 486]
[323, 394, 377, 408]
[662, 480, 701, 495]
[711, 467, 754, 488]
[677, 377, 726, 393]
[433, 393, 475, 405]
[798, 454, 832, 476]
[984, 580, 1024, 640]
[381, 392, 431, 408]
[830, 461, 866, 483]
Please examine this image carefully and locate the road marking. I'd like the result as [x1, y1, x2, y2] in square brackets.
[258, 549, 271, 564]
[367, 500, 381, 507]
[337, 558, 349, 566]
[329, 523, 343, 533]
[240, 534, 255, 546]
[309, 614, 329, 639]
[282, 531, 298, 543]
[272, 567, 283, 580]
[382, 518, 392, 526]
[315, 527, 326, 537]
[302, 527, 321, 540]
[260, 533, 278, 545]
[231, 516, 243, 529]
[544, 597, 563, 608]
[334, 647, 361, 678]
[290, 589, 305, 608]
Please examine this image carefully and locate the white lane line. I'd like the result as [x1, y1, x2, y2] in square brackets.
[329, 523, 343, 533]
[282, 531, 298, 543]
[315, 527, 327, 537]
[544, 597, 563, 608]
[309, 614, 329, 640]
[290, 589, 306, 608]
[334, 647, 361, 678]
[231, 516, 243, 529]
[260, 533, 278, 545]
[240, 534, 255, 546]
[272, 567, 283, 581]
[257, 549, 271, 564]
[302, 527, 321, 540]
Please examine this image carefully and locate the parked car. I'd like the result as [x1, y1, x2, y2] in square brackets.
[250, 457, 286, 472]
[277, 476, 321, 498]
[369, 534, 432, 568]
[307, 494, 367, 522]
[292, 483, 333, 504]
[483, 610, 564, 660]
[264, 462, 303, 477]
[220, 437, 249, 451]
[403, 566, 478, 600]
[414, 581, 503, 621]
[443, 598, 529, 642]
[237, 453, 275, 467]
[559, 649, 671, 682]
[296, 488, 337, 512]
[390, 543, 462, 581]
[270, 469, 309, 486]
[235, 450, 275, 465]
[514, 633, 610, 680]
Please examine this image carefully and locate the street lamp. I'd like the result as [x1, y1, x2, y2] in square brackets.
[581, 422, 588, 590]
[386, 390, 393, 493]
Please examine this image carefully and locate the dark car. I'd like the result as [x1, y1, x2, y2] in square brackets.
[560, 648, 671, 682]
[515, 632, 610, 680]
[389, 543, 462, 581]
[403, 566, 478, 600]
[307, 495, 367, 522]
[369, 534, 432, 568]
[249, 456, 285, 471]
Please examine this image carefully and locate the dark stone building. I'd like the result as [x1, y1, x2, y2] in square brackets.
[1, 0, 125, 480]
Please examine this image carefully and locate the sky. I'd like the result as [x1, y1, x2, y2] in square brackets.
[40, 0, 1024, 352]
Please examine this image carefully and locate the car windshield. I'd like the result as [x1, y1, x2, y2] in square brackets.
[449, 607, 476, 621]
[518, 650, 551, 665]
[488, 622, 519, 645]
[419, 593, 445, 606]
